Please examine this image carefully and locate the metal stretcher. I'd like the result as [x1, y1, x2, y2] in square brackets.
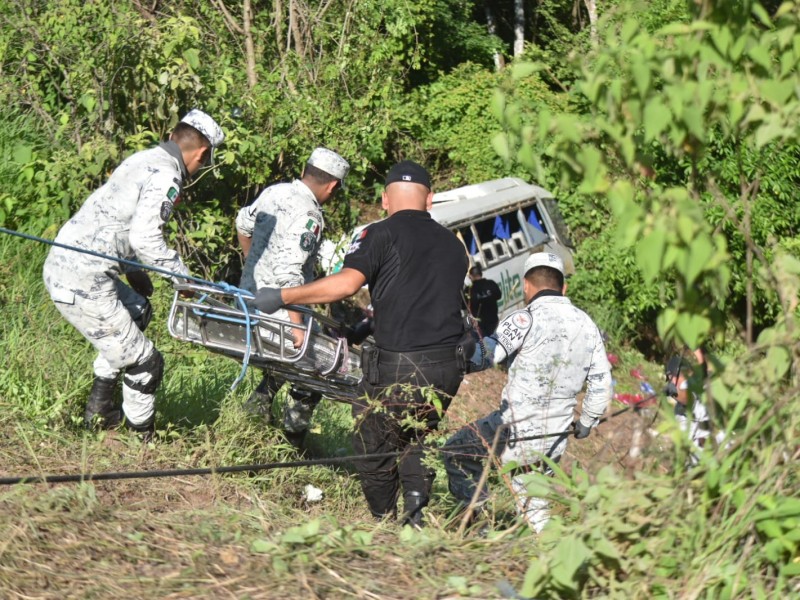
[167, 283, 363, 400]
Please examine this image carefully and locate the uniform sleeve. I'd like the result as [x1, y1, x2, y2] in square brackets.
[579, 328, 613, 428]
[271, 211, 323, 288]
[235, 196, 260, 237]
[129, 171, 189, 280]
[341, 224, 389, 282]
[489, 309, 533, 364]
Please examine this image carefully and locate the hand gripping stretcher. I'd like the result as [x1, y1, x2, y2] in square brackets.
[167, 282, 363, 400]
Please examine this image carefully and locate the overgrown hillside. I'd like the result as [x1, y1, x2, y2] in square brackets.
[1, 0, 799, 597]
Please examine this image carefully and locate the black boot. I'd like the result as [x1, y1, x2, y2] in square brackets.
[84, 376, 122, 430]
[402, 491, 428, 528]
[243, 374, 274, 422]
[126, 417, 155, 443]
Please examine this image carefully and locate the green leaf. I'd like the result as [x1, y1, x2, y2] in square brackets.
[250, 539, 275, 553]
[79, 93, 96, 113]
[182, 48, 200, 70]
[511, 61, 543, 80]
[765, 346, 790, 379]
[755, 119, 786, 148]
[760, 79, 795, 106]
[685, 234, 714, 286]
[743, 103, 767, 125]
[710, 26, 732, 56]
[751, 3, 773, 28]
[632, 60, 651, 98]
[491, 90, 507, 123]
[656, 308, 678, 339]
[636, 228, 667, 283]
[12, 144, 33, 164]
[674, 313, 710, 349]
[777, 25, 797, 49]
[747, 45, 773, 71]
[644, 99, 671, 141]
[592, 537, 621, 562]
[491, 133, 510, 161]
[552, 536, 590, 590]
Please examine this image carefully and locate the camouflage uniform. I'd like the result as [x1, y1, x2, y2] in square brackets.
[237, 179, 324, 293]
[445, 293, 612, 532]
[42, 141, 190, 428]
[236, 147, 349, 436]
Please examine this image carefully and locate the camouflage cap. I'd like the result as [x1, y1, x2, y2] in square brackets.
[524, 252, 564, 276]
[308, 147, 350, 181]
[180, 109, 225, 163]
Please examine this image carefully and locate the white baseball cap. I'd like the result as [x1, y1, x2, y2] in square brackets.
[524, 252, 565, 276]
[180, 109, 225, 163]
[308, 147, 350, 182]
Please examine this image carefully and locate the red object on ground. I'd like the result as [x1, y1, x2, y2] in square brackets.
[630, 367, 645, 380]
[607, 353, 619, 366]
[613, 392, 656, 407]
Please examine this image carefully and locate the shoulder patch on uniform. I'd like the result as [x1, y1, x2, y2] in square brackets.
[305, 218, 321, 238]
[166, 186, 179, 201]
[494, 309, 533, 355]
[160, 201, 174, 222]
[510, 310, 532, 329]
[300, 231, 316, 252]
[345, 241, 361, 255]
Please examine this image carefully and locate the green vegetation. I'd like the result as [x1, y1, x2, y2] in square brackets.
[0, 0, 798, 597]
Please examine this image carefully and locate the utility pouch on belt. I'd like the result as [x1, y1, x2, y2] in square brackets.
[455, 329, 476, 375]
[362, 345, 380, 385]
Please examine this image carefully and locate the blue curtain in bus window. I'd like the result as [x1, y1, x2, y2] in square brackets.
[493, 215, 511, 239]
[460, 227, 477, 254]
[527, 208, 545, 232]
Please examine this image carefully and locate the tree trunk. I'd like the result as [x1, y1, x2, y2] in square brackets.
[583, 0, 598, 46]
[274, 0, 284, 53]
[485, 3, 505, 71]
[289, 0, 305, 57]
[243, 0, 257, 89]
[513, 0, 525, 57]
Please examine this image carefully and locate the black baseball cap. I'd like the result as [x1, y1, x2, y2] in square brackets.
[385, 160, 431, 190]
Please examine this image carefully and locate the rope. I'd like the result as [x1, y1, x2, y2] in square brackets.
[0, 395, 658, 486]
[1, 226, 661, 487]
[0, 226, 255, 390]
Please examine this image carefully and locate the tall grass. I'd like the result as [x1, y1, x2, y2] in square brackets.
[1, 223, 798, 598]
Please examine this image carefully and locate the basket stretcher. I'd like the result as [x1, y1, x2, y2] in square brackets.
[167, 283, 362, 400]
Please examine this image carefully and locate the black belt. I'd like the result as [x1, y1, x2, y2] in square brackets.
[375, 345, 457, 365]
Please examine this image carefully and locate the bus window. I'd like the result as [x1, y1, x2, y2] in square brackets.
[457, 226, 484, 268]
[523, 205, 550, 247]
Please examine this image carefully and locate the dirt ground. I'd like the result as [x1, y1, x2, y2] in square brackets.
[446, 365, 666, 479]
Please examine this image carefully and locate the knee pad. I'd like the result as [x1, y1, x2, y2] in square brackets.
[124, 349, 164, 394]
[133, 298, 153, 332]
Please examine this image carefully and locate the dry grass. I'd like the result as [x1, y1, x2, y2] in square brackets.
[0, 361, 665, 599]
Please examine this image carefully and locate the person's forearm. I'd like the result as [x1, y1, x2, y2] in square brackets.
[237, 232, 252, 258]
[281, 268, 365, 306]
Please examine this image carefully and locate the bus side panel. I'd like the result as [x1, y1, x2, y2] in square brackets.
[483, 254, 529, 318]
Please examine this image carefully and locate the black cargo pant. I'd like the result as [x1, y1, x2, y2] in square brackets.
[353, 345, 464, 518]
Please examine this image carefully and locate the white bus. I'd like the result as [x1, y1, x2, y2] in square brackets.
[321, 177, 575, 318]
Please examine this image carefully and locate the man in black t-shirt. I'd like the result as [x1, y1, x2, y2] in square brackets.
[467, 265, 502, 336]
[251, 160, 469, 526]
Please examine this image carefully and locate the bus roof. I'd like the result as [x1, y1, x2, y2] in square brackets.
[429, 177, 553, 229]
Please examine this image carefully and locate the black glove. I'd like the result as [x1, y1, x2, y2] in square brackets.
[250, 287, 284, 314]
[126, 271, 153, 297]
[573, 420, 592, 439]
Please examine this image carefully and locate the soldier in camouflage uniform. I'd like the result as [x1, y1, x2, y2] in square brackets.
[42, 110, 224, 439]
[236, 148, 349, 445]
[444, 252, 612, 532]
